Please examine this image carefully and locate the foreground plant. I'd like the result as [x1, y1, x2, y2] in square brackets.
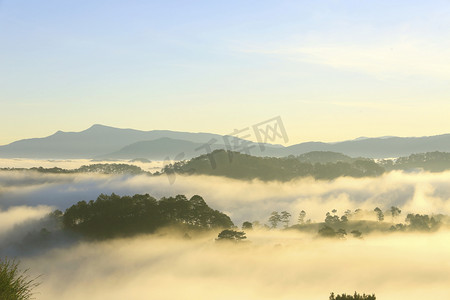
[0, 257, 40, 300]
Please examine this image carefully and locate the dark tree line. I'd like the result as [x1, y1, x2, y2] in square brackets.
[0, 163, 147, 175]
[400, 213, 439, 231]
[329, 292, 376, 300]
[260, 206, 444, 238]
[63, 193, 234, 239]
[216, 229, 247, 242]
[163, 150, 385, 181]
[381, 151, 450, 172]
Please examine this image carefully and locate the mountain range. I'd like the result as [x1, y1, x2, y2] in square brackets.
[1, 124, 450, 159]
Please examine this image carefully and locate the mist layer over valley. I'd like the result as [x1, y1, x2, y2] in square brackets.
[2, 165, 450, 223]
[4, 0, 450, 298]
[1, 159, 450, 299]
[21, 230, 450, 300]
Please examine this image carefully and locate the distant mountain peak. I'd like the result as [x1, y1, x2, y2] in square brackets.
[2, 125, 450, 159]
[87, 124, 110, 130]
[82, 124, 121, 133]
[352, 135, 397, 141]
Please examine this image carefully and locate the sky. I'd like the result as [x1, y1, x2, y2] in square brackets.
[1, 0, 450, 146]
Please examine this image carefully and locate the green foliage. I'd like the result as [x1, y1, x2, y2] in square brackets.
[389, 223, 406, 232]
[268, 211, 282, 228]
[350, 230, 362, 238]
[336, 228, 347, 239]
[2, 164, 147, 175]
[76, 164, 145, 175]
[0, 258, 40, 300]
[8, 151, 450, 179]
[298, 210, 307, 224]
[325, 211, 341, 225]
[318, 225, 348, 239]
[390, 206, 401, 221]
[129, 158, 151, 163]
[324, 209, 349, 226]
[405, 213, 439, 231]
[296, 151, 355, 164]
[390, 213, 441, 232]
[374, 207, 384, 222]
[329, 292, 376, 300]
[29, 166, 69, 174]
[63, 193, 234, 239]
[340, 215, 349, 222]
[162, 150, 385, 181]
[280, 211, 291, 228]
[381, 151, 450, 172]
[242, 221, 253, 230]
[216, 229, 247, 242]
[318, 225, 337, 238]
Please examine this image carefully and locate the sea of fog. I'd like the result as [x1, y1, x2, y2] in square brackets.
[1, 159, 450, 299]
[0, 158, 165, 172]
[19, 230, 450, 300]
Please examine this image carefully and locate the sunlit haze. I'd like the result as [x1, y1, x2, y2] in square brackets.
[1, 2, 450, 300]
[1, 1, 450, 145]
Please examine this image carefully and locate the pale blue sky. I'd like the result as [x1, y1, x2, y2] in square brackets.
[1, 0, 449, 145]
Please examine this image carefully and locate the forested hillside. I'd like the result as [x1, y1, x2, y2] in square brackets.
[162, 150, 384, 181]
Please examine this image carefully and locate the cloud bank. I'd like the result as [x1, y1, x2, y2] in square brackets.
[2, 169, 450, 226]
[22, 230, 450, 300]
[1, 165, 450, 299]
[0, 205, 52, 238]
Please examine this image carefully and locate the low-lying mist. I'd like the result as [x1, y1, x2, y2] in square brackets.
[2, 161, 450, 299]
[2, 168, 450, 225]
[22, 229, 450, 300]
[0, 205, 52, 238]
[0, 158, 164, 172]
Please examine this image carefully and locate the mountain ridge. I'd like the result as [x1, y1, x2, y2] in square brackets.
[2, 125, 450, 159]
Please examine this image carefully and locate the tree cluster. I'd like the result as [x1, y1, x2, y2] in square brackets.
[1, 163, 147, 175]
[163, 150, 385, 181]
[318, 226, 350, 239]
[404, 213, 439, 231]
[329, 292, 376, 300]
[216, 229, 247, 242]
[268, 211, 292, 228]
[63, 193, 234, 239]
[381, 151, 450, 172]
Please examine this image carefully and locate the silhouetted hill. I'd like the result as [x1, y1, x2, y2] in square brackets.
[295, 151, 355, 163]
[5, 151, 450, 180]
[162, 150, 385, 181]
[0, 125, 226, 159]
[381, 151, 450, 172]
[98, 138, 227, 160]
[0, 163, 147, 175]
[62, 193, 234, 239]
[2, 124, 450, 159]
[285, 134, 450, 158]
